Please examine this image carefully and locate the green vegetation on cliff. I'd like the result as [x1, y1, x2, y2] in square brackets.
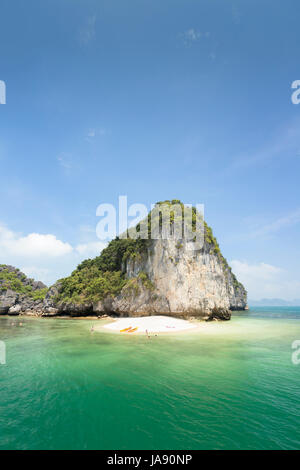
[77, 237, 148, 272]
[56, 238, 149, 304]
[57, 267, 126, 304]
[55, 200, 243, 305]
[0, 266, 48, 300]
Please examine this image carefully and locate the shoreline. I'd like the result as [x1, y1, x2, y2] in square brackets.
[0, 309, 245, 320]
[2, 312, 298, 341]
[0, 310, 246, 324]
[0, 313, 204, 334]
[95, 315, 199, 335]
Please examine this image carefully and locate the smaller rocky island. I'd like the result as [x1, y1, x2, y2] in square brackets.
[0, 265, 47, 315]
[0, 201, 247, 321]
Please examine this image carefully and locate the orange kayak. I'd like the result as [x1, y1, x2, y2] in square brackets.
[128, 327, 138, 333]
[120, 327, 132, 332]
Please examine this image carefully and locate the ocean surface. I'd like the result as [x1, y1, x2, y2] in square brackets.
[0, 307, 299, 450]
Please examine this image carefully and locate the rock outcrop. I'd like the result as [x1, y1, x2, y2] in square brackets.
[108, 237, 247, 320]
[0, 202, 247, 321]
[45, 201, 247, 320]
[0, 265, 47, 315]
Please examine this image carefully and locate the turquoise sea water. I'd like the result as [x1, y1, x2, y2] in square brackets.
[0, 308, 299, 450]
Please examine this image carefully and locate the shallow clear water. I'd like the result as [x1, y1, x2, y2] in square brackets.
[0, 308, 299, 450]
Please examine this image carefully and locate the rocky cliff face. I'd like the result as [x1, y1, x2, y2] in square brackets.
[108, 237, 246, 319]
[0, 202, 247, 321]
[0, 265, 47, 315]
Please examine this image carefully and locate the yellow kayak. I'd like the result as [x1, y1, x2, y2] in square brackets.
[120, 327, 132, 332]
[128, 327, 138, 333]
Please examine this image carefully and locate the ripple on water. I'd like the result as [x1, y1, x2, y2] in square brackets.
[0, 309, 300, 449]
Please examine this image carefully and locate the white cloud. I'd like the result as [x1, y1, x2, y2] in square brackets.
[75, 241, 107, 257]
[250, 208, 300, 238]
[179, 29, 210, 47]
[99, 128, 109, 136]
[79, 15, 96, 45]
[231, 260, 282, 281]
[0, 223, 108, 285]
[57, 152, 73, 170]
[0, 224, 72, 258]
[87, 128, 96, 138]
[227, 118, 300, 174]
[230, 259, 300, 300]
[85, 127, 111, 142]
[184, 29, 201, 41]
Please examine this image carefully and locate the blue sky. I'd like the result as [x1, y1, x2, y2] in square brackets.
[0, 0, 300, 299]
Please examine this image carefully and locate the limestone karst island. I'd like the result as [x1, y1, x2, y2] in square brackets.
[0, 201, 247, 327]
[1, 2, 300, 452]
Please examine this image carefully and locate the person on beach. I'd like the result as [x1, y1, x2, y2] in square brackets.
[146, 329, 150, 339]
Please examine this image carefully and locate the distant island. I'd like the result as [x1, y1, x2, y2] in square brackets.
[249, 299, 300, 307]
[0, 201, 247, 321]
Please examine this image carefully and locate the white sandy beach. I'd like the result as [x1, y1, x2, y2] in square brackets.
[101, 315, 197, 334]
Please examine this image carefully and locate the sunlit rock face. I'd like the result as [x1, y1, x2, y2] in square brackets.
[111, 237, 247, 320]
[0, 202, 247, 321]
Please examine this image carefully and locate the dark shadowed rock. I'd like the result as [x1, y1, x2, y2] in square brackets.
[0, 289, 19, 314]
